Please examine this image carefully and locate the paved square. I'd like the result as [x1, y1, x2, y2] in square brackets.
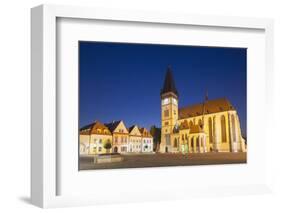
[79, 152, 246, 170]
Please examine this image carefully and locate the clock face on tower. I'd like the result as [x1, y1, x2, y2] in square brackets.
[172, 97, 178, 105]
[162, 98, 170, 105]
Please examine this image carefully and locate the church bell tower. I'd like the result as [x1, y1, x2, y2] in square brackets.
[160, 66, 179, 153]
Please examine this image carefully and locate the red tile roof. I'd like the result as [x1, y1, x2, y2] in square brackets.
[179, 98, 234, 119]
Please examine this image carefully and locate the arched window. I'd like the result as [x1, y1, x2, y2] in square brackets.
[231, 114, 236, 141]
[114, 146, 118, 153]
[191, 137, 194, 149]
[174, 138, 178, 147]
[196, 137, 200, 152]
[221, 115, 227, 142]
[189, 121, 193, 127]
[208, 117, 213, 143]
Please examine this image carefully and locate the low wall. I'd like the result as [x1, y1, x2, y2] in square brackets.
[96, 155, 123, 164]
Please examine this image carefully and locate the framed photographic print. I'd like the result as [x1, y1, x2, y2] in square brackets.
[31, 4, 274, 208]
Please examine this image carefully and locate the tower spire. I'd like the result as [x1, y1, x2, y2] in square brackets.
[161, 66, 178, 97]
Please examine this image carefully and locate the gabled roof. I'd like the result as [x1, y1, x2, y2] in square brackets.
[128, 125, 137, 133]
[80, 121, 111, 135]
[139, 127, 153, 138]
[179, 98, 235, 119]
[104, 120, 122, 133]
[128, 125, 141, 136]
[161, 66, 178, 97]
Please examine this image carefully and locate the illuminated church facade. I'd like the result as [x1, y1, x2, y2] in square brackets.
[159, 67, 246, 153]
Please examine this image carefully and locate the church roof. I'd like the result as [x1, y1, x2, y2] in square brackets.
[161, 66, 179, 96]
[179, 98, 235, 119]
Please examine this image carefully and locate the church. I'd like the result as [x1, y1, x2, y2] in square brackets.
[159, 67, 246, 153]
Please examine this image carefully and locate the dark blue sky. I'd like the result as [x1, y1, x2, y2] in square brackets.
[79, 41, 247, 137]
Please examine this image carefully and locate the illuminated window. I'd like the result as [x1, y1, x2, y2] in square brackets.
[208, 118, 213, 143]
[231, 114, 237, 141]
[164, 110, 169, 117]
[174, 138, 178, 147]
[221, 115, 227, 142]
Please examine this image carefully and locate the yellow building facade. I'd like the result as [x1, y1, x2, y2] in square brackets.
[160, 67, 246, 153]
[80, 120, 155, 155]
[79, 121, 112, 155]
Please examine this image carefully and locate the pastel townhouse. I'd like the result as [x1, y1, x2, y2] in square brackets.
[139, 127, 153, 153]
[128, 125, 142, 153]
[105, 120, 129, 153]
[79, 121, 112, 155]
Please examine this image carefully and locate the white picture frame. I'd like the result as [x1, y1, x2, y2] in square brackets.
[31, 4, 274, 208]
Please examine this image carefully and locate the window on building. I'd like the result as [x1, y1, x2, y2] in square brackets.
[164, 110, 169, 117]
[165, 121, 169, 126]
[174, 138, 178, 147]
[189, 121, 193, 127]
[221, 115, 227, 142]
[121, 147, 127, 152]
[208, 117, 213, 143]
[231, 114, 237, 141]
[98, 147, 102, 152]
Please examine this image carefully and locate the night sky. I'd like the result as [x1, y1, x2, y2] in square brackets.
[79, 42, 247, 137]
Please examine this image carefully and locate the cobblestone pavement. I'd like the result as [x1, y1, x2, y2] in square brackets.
[79, 152, 246, 170]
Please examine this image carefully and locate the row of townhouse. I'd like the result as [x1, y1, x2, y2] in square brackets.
[79, 120, 154, 155]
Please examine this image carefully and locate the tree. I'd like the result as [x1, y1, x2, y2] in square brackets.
[103, 140, 112, 153]
[150, 125, 161, 152]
